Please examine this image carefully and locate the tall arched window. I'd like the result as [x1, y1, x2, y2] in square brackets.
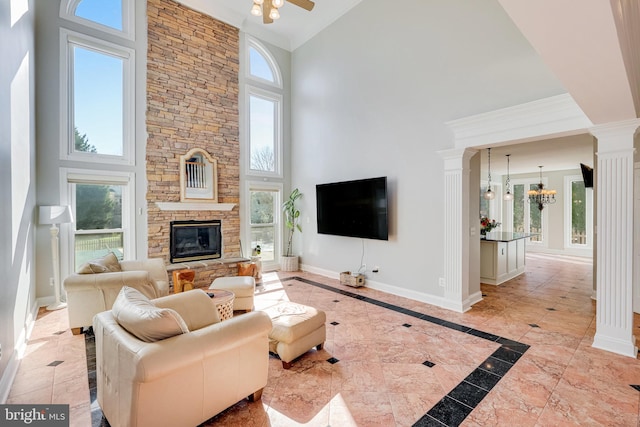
[244, 37, 285, 270]
[245, 37, 283, 177]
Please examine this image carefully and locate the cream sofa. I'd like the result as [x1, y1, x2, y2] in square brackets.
[93, 289, 272, 427]
[64, 258, 169, 334]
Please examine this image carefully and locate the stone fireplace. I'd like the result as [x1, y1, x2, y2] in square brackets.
[146, 0, 243, 288]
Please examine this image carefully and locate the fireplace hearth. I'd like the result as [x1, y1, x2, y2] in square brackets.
[170, 220, 222, 263]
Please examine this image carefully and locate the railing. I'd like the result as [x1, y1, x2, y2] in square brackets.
[572, 230, 587, 245]
[75, 234, 123, 252]
[186, 161, 206, 188]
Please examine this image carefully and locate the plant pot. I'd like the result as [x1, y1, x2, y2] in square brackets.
[280, 255, 299, 272]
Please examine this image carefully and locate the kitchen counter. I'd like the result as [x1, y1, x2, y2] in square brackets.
[482, 232, 535, 242]
[480, 233, 534, 285]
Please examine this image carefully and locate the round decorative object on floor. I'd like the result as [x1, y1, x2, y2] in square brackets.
[207, 290, 235, 321]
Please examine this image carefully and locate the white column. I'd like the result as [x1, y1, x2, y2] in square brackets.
[438, 148, 477, 312]
[590, 119, 640, 357]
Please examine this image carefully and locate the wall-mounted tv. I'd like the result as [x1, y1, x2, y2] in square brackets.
[316, 176, 389, 241]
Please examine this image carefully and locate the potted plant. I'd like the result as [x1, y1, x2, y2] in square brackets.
[281, 188, 302, 271]
[480, 216, 501, 236]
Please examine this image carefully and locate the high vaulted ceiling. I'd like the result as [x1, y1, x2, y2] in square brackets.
[177, 0, 640, 173]
[176, 0, 362, 51]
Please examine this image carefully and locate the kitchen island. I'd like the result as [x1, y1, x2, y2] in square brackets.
[480, 232, 534, 285]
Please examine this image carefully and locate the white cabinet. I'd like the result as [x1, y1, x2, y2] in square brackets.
[480, 238, 527, 285]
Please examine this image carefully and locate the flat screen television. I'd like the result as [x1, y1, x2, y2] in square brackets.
[316, 176, 389, 240]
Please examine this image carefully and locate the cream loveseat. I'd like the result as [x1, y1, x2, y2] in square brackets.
[64, 257, 169, 334]
[93, 288, 272, 427]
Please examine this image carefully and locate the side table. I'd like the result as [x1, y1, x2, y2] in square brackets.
[207, 289, 235, 321]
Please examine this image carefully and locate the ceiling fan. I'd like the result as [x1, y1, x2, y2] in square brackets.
[250, 0, 315, 24]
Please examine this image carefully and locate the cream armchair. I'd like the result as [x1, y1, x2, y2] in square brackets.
[93, 289, 272, 427]
[64, 258, 169, 334]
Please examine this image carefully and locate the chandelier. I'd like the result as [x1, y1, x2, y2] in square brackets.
[528, 166, 556, 210]
[251, 0, 315, 23]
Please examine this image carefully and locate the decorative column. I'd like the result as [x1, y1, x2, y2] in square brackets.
[590, 119, 640, 357]
[438, 148, 478, 312]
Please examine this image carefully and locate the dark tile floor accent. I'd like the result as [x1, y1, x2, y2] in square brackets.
[287, 276, 530, 427]
[47, 361, 64, 367]
[85, 276, 530, 427]
[84, 328, 111, 427]
[422, 360, 436, 368]
[631, 385, 640, 392]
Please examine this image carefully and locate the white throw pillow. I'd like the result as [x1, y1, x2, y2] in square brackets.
[111, 286, 189, 342]
[77, 252, 122, 274]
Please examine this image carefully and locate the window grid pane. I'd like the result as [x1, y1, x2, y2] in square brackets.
[74, 183, 124, 267]
[571, 180, 587, 245]
[529, 184, 542, 242]
[249, 95, 276, 172]
[75, 0, 123, 31]
[249, 47, 275, 82]
[513, 184, 525, 233]
[73, 46, 124, 156]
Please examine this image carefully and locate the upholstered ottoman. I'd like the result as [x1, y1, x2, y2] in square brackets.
[209, 276, 255, 312]
[263, 302, 326, 369]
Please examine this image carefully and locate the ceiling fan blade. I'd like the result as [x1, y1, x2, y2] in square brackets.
[262, 2, 273, 24]
[286, 0, 315, 11]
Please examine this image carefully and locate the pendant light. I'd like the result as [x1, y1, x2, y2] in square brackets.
[483, 148, 495, 200]
[504, 154, 514, 201]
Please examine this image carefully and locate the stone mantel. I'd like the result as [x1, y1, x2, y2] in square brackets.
[166, 257, 249, 272]
[156, 202, 236, 211]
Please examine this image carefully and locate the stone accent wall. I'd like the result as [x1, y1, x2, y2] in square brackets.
[146, 0, 241, 271]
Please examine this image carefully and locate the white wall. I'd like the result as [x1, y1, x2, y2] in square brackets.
[0, 0, 38, 401]
[290, 0, 566, 302]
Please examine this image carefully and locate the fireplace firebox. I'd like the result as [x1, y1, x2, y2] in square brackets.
[170, 220, 222, 263]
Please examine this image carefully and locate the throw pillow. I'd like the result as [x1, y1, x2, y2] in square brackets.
[111, 286, 189, 342]
[77, 252, 122, 274]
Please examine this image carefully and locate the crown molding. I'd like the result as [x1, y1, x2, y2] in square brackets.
[446, 93, 593, 148]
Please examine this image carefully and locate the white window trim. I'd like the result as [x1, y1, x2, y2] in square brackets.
[60, 0, 135, 41]
[246, 36, 282, 89]
[564, 174, 593, 250]
[511, 178, 548, 246]
[245, 180, 283, 270]
[246, 85, 283, 178]
[60, 28, 136, 166]
[59, 168, 136, 281]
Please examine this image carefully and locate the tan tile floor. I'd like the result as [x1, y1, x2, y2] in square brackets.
[7, 253, 640, 426]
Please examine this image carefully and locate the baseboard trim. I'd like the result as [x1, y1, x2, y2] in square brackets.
[0, 301, 39, 403]
[300, 264, 462, 312]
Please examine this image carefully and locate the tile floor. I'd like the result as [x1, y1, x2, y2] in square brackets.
[6, 253, 640, 426]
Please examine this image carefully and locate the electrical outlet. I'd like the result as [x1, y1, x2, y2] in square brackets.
[372, 266, 379, 273]
[439, 277, 445, 287]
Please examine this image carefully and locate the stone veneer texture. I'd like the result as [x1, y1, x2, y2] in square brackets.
[146, 0, 241, 268]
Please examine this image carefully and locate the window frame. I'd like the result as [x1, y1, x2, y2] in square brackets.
[245, 181, 283, 270]
[60, 28, 135, 166]
[511, 178, 548, 246]
[564, 174, 593, 249]
[59, 168, 135, 280]
[246, 86, 283, 178]
[246, 37, 282, 89]
[60, 0, 135, 41]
